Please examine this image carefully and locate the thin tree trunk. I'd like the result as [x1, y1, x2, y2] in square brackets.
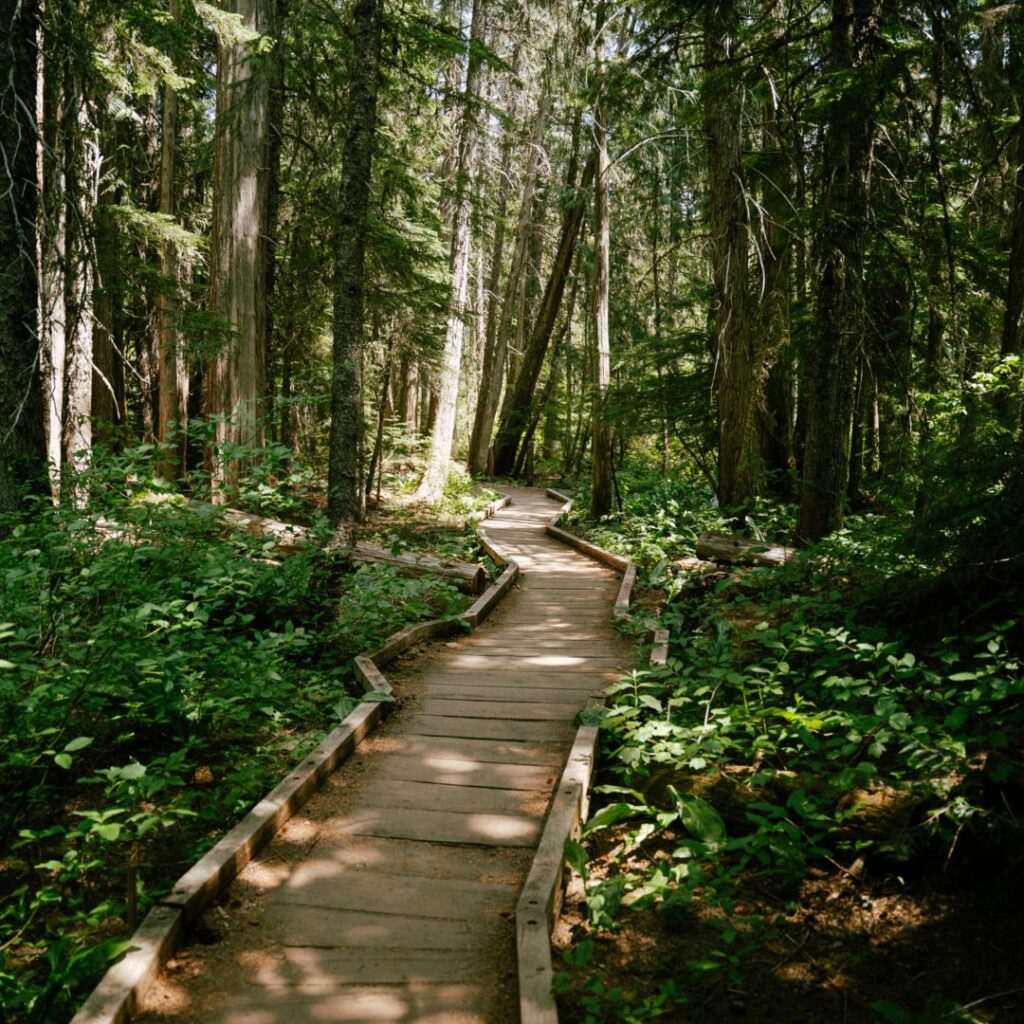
[365, 321, 392, 504]
[61, 75, 101, 496]
[39, 21, 66, 498]
[492, 153, 594, 476]
[157, 0, 187, 477]
[468, 88, 549, 476]
[0, 0, 46, 510]
[416, 0, 485, 502]
[263, 0, 286, 444]
[590, 3, 613, 518]
[328, 0, 383, 526]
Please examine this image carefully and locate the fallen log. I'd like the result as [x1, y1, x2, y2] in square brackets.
[218, 507, 487, 594]
[696, 532, 799, 568]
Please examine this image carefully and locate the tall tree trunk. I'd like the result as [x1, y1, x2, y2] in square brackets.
[468, 88, 549, 475]
[328, 0, 383, 526]
[39, 18, 66, 498]
[492, 153, 594, 476]
[0, 0, 46, 510]
[796, 0, 886, 542]
[416, 0, 485, 501]
[997, 95, 1024, 427]
[704, 0, 758, 509]
[60, 68, 101, 496]
[205, 0, 273, 498]
[92, 197, 123, 446]
[263, 0, 286, 443]
[157, 0, 187, 478]
[756, 4, 795, 490]
[590, 3, 613, 519]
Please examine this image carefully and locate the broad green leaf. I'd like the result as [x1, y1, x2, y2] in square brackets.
[584, 802, 641, 834]
[563, 838, 589, 880]
[675, 794, 727, 848]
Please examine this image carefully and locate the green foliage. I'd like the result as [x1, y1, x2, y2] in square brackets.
[557, 469, 1023, 1014]
[0, 444, 475, 1019]
[562, 469, 729, 573]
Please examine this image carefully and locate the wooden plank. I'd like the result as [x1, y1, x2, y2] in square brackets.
[353, 778, 547, 817]
[330, 806, 542, 847]
[416, 668, 622, 686]
[213, 985, 492, 1023]
[373, 753, 557, 791]
[379, 733, 564, 767]
[275, 906, 485, 949]
[286, 835, 527, 885]
[402, 714, 570, 743]
[270, 869, 516, 920]
[450, 636, 614, 650]
[415, 697, 579, 720]
[418, 682, 604, 706]
[249, 946, 485, 986]
[440, 652, 625, 667]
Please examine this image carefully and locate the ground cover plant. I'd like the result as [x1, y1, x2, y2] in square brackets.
[0, 442, 490, 1023]
[553, 467, 1024, 1024]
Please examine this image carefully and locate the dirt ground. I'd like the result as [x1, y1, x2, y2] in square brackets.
[553, 822, 1024, 1023]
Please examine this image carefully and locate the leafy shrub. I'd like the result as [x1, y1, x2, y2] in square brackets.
[0, 452, 472, 1020]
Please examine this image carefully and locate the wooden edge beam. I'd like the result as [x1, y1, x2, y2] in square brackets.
[68, 906, 183, 1024]
[516, 724, 599, 1024]
[649, 627, 670, 667]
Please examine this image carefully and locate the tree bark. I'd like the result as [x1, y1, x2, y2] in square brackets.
[468, 88, 548, 475]
[397, 355, 418, 430]
[157, 0, 187, 478]
[796, 0, 887, 542]
[0, 0, 46, 511]
[416, 0, 485, 502]
[205, 0, 273, 498]
[328, 0, 383, 526]
[590, 3, 613, 518]
[704, 0, 759, 509]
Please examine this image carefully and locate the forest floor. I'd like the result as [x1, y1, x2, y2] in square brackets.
[554, 818, 1024, 1023]
[548, 474, 1024, 1024]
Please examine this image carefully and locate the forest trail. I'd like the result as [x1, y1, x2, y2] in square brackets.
[138, 488, 631, 1024]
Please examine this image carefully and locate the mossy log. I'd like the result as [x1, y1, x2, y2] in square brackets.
[218, 507, 487, 594]
[696, 532, 799, 568]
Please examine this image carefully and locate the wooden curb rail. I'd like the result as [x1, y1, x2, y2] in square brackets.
[70, 494, 517, 1024]
[517, 489, 653, 1024]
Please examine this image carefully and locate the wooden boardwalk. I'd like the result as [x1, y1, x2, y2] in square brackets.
[139, 488, 630, 1024]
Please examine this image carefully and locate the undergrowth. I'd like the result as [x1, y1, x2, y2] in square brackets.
[555, 468, 1023, 1023]
[0, 443, 479, 1022]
